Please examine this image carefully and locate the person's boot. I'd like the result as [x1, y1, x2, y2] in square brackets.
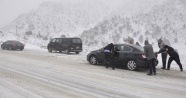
[166, 68, 170, 70]
[147, 73, 153, 76]
[106, 64, 108, 68]
[112, 67, 115, 70]
[181, 68, 183, 72]
[161, 67, 165, 69]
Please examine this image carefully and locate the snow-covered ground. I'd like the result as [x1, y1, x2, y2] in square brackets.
[0, 44, 186, 98]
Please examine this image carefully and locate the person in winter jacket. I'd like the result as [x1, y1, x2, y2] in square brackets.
[144, 40, 156, 75]
[157, 45, 183, 71]
[104, 43, 115, 70]
[158, 38, 168, 69]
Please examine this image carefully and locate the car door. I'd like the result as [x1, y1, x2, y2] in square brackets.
[2, 41, 8, 48]
[55, 38, 62, 51]
[113, 45, 124, 65]
[61, 38, 71, 51]
[5, 41, 12, 48]
[49, 39, 57, 50]
[115, 45, 133, 66]
[96, 47, 105, 62]
[122, 45, 133, 65]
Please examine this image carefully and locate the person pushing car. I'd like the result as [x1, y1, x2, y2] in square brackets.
[158, 38, 168, 69]
[144, 40, 156, 76]
[157, 45, 183, 72]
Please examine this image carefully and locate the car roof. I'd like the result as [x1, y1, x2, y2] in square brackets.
[114, 44, 144, 51]
[114, 44, 140, 47]
[6, 40, 20, 42]
[53, 37, 80, 39]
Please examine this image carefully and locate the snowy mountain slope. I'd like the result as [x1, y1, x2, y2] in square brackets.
[1, 0, 111, 46]
[143, 0, 186, 41]
[114, 0, 168, 17]
[81, 0, 186, 51]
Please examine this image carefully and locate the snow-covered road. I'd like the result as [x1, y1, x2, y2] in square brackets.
[0, 48, 186, 98]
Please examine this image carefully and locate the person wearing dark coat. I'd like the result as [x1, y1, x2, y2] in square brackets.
[157, 45, 183, 71]
[158, 38, 168, 69]
[104, 43, 115, 70]
[144, 40, 156, 76]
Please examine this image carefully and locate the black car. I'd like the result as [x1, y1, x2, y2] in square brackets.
[1, 40, 24, 50]
[47, 38, 82, 54]
[87, 44, 158, 71]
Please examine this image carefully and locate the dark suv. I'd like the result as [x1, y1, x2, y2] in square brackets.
[47, 38, 82, 54]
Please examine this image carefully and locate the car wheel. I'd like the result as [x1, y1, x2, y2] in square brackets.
[75, 52, 79, 54]
[48, 47, 52, 52]
[89, 55, 98, 65]
[20, 48, 24, 51]
[126, 60, 137, 71]
[65, 49, 69, 54]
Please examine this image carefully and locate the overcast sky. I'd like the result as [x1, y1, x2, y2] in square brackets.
[0, 0, 129, 28]
[0, 0, 50, 28]
[0, 0, 103, 28]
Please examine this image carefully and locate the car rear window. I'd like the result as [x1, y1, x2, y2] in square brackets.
[124, 46, 132, 51]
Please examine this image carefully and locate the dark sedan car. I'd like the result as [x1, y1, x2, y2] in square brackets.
[87, 44, 158, 71]
[1, 40, 24, 50]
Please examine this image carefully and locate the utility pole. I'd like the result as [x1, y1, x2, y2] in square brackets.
[16, 25, 18, 35]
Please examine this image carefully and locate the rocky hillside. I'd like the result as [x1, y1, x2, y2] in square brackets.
[81, 0, 186, 50]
